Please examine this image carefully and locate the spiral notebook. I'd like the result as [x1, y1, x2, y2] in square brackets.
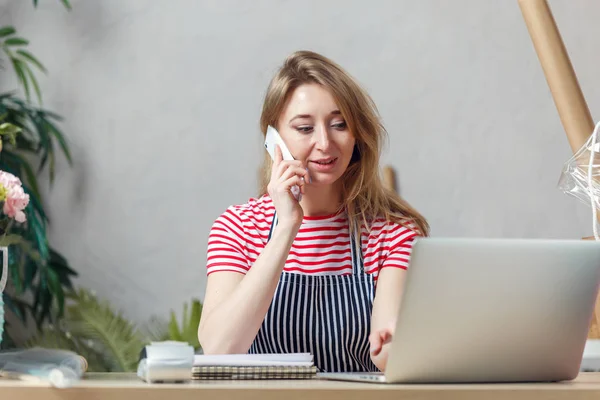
[192, 353, 317, 380]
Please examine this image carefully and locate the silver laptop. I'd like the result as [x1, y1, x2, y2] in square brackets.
[319, 237, 600, 383]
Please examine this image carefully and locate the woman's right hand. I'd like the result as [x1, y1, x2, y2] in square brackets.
[267, 145, 309, 228]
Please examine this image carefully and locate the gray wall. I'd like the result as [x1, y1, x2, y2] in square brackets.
[0, 0, 598, 327]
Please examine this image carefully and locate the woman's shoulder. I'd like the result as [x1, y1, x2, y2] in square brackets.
[364, 216, 421, 244]
[213, 195, 275, 225]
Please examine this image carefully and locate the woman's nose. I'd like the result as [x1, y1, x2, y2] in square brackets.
[315, 126, 331, 150]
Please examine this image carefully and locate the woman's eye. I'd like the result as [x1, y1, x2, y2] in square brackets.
[332, 121, 347, 130]
[296, 126, 313, 133]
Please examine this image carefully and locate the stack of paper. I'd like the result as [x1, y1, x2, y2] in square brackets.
[192, 353, 316, 380]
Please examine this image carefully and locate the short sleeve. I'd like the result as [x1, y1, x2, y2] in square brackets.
[206, 207, 249, 275]
[381, 223, 419, 270]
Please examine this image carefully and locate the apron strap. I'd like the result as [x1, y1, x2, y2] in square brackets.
[267, 212, 278, 242]
[350, 228, 364, 275]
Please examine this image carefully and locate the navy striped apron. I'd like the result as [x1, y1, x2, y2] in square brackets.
[248, 213, 379, 373]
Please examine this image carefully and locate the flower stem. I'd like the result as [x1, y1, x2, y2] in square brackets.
[2, 219, 13, 241]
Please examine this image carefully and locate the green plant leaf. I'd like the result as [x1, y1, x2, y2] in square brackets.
[31, 284, 44, 330]
[0, 98, 67, 214]
[30, 0, 71, 10]
[18, 238, 42, 262]
[67, 289, 147, 372]
[23, 63, 42, 104]
[49, 248, 77, 277]
[15, 49, 47, 73]
[0, 122, 21, 137]
[26, 187, 48, 225]
[185, 300, 202, 348]
[47, 253, 76, 292]
[48, 248, 70, 269]
[0, 150, 42, 201]
[24, 258, 38, 291]
[26, 288, 145, 372]
[36, 281, 54, 326]
[48, 135, 55, 181]
[168, 311, 182, 341]
[3, 293, 28, 323]
[14, 135, 38, 153]
[0, 233, 26, 247]
[9, 256, 23, 294]
[1, 94, 71, 173]
[32, 115, 54, 176]
[26, 207, 49, 261]
[44, 119, 72, 165]
[3, 37, 29, 47]
[0, 149, 41, 200]
[48, 274, 65, 318]
[0, 92, 14, 101]
[165, 299, 202, 349]
[10, 59, 30, 101]
[0, 26, 16, 38]
[46, 268, 65, 317]
[29, 278, 48, 322]
[182, 302, 188, 337]
[26, 327, 75, 352]
[39, 109, 63, 121]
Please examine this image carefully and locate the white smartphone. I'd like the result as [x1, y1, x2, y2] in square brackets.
[264, 125, 302, 201]
[265, 125, 295, 161]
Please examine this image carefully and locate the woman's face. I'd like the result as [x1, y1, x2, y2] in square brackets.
[277, 83, 356, 186]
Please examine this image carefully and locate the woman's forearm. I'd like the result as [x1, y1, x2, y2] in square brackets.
[198, 223, 299, 354]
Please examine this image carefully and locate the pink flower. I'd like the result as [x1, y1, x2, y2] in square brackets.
[0, 171, 30, 223]
[0, 170, 22, 189]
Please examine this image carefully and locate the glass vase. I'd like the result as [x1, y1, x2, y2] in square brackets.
[0, 246, 8, 347]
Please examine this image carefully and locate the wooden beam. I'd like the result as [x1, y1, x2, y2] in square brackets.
[519, 0, 599, 339]
[383, 166, 397, 193]
[518, 0, 594, 153]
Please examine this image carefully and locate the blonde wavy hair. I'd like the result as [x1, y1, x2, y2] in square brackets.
[258, 50, 430, 237]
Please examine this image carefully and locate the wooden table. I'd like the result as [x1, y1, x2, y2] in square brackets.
[1, 372, 600, 400]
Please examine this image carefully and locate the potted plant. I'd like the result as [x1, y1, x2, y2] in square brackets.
[0, 120, 31, 345]
[0, 0, 76, 347]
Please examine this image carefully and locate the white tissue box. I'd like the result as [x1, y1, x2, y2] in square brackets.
[137, 341, 195, 383]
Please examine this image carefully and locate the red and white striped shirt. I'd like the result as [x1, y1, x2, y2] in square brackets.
[206, 196, 419, 281]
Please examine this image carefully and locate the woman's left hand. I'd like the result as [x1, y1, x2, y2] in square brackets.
[369, 328, 393, 357]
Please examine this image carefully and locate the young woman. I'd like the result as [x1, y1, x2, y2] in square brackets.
[198, 50, 429, 373]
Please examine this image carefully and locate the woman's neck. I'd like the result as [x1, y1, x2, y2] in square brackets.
[300, 182, 343, 217]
